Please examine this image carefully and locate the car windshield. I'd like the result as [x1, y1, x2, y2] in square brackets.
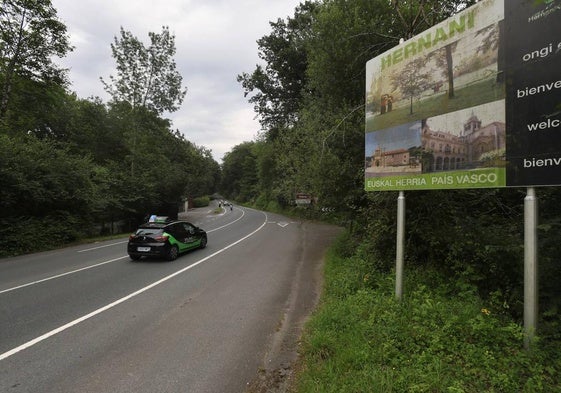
[135, 228, 163, 236]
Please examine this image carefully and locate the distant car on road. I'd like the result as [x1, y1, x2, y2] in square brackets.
[128, 219, 207, 261]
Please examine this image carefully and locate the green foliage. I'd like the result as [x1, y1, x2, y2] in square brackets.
[0, 0, 73, 119]
[349, 188, 538, 321]
[0, 18, 220, 254]
[0, 75, 71, 137]
[64, 96, 127, 163]
[296, 236, 561, 392]
[0, 90, 220, 253]
[192, 196, 210, 208]
[306, 0, 393, 104]
[237, 1, 317, 134]
[221, 141, 260, 203]
[101, 26, 186, 114]
[0, 213, 84, 257]
[0, 134, 97, 218]
[535, 189, 561, 339]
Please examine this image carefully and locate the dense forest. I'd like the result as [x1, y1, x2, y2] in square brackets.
[0, 1, 220, 255]
[225, 0, 561, 353]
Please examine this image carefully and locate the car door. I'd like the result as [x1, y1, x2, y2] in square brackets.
[181, 222, 199, 249]
[167, 223, 188, 251]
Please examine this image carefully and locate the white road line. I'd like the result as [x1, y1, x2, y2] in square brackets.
[206, 207, 245, 233]
[78, 241, 128, 253]
[0, 257, 129, 295]
[1, 209, 246, 295]
[0, 211, 268, 361]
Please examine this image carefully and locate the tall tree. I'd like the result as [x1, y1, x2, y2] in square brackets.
[237, 1, 317, 139]
[101, 26, 187, 115]
[101, 26, 187, 176]
[0, 0, 72, 120]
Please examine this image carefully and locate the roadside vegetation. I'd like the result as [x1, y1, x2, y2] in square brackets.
[226, 1, 561, 389]
[0, 1, 219, 257]
[293, 231, 561, 392]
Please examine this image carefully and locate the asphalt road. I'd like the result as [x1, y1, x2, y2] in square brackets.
[0, 204, 340, 393]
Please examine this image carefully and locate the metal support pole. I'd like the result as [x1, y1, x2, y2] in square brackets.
[524, 187, 538, 350]
[396, 191, 405, 301]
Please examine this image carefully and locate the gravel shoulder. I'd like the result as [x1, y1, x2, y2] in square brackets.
[246, 221, 342, 393]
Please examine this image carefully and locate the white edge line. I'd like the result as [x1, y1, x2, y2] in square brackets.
[0, 257, 130, 295]
[0, 211, 268, 361]
[78, 241, 128, 253]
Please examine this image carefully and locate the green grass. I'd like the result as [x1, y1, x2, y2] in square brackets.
[366, 78, 505, 132]
[293, 232, 561, 392]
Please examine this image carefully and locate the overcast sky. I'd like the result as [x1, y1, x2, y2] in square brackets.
[51, 0, 303, 162]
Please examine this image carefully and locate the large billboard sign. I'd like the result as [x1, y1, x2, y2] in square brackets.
[365, 0, 561, 191]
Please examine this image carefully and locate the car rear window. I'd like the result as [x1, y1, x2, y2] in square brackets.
[135, 228, 163, 236]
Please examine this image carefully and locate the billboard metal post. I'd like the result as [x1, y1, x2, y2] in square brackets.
[396, 191, 405, 301]
[524, 187, 538, 349]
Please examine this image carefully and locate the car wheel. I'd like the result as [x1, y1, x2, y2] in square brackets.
[167, 244, 179, 261]
[199, 235, 207, 249]
[129, 254, 142, 261]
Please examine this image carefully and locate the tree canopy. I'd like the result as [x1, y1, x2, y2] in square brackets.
[0, 0, 72, 121]
[237, 1, 317, 139]
[101, 26, 187, 115]
[0, 4, 220, 256]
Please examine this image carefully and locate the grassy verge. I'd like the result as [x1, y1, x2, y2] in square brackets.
[293, 232, 560, 392]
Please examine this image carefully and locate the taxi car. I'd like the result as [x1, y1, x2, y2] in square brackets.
[127, 218, 207, 261]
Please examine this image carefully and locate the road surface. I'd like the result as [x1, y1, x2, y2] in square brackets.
[0, 204, 340, 393]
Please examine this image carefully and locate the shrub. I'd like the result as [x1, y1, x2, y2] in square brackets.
[0, 213, 85, 257]
[192, 196, 210, 207]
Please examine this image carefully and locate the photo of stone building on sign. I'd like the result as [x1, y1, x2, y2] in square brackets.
[366, 100, 506, 177]
[422, 100, 505, 172]
[365, 121, 423, 177]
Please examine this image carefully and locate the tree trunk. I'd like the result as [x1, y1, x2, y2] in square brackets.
[446, 44, 455, 98]
[0, 77, 12, 119]
[1, 9, 27, 119]
[496, 20, 505, 84]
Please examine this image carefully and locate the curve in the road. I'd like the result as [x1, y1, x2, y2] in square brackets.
[0, 209, 267, 362]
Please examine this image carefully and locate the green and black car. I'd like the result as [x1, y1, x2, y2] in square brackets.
[128, 218, 207, 261]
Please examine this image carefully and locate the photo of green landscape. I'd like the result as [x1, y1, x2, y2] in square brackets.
[366, 13, 505, 133]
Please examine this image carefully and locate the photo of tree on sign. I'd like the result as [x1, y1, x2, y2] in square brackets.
[366, 0, 505, 133]
[390, 58, 431, 116]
